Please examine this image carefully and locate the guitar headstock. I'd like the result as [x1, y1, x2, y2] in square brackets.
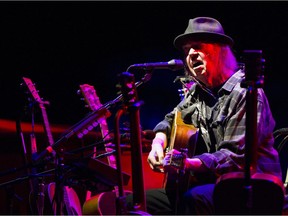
[22, 77, 46, 106]
[79, 84, 102, 111]
[22, 77, 55, 147]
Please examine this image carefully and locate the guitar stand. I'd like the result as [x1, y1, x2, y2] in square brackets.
[113, 71, 151, 215]
[52, 150, 65, 215]
[5, 184, 23, 214]
[114, 108, 129, 215]
[0, 165, 55, 215]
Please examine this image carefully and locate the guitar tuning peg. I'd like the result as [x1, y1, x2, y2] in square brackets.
[40, 98, 50, 105]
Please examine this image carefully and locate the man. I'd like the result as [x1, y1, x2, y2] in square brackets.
[144, 17, 282, 214]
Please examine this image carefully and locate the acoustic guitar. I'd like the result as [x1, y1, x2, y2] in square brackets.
[78, 84, 131, 215]
[162, 110, 199, 203]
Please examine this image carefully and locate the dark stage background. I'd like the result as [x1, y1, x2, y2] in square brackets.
[1, 1, 288, 214]
[0, 1, 288, 130]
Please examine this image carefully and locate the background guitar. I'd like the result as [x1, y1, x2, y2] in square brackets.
[22, 77, 82, 215]
[79, 84, 125, 214]
[78, 84, 116, 167]
[78, 84, 116, 198]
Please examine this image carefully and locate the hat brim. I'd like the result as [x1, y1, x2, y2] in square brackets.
[174, 32, 234, 50]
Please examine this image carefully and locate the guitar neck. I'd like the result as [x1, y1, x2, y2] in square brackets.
[99, 118, 116, 169]
[79, 83, 119, 201]
[39, 104, 54, 146]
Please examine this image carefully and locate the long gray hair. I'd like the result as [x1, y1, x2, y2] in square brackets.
[183, 44, 238, 86]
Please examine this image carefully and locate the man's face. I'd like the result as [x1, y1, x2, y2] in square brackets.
[182, 41, 222, 86]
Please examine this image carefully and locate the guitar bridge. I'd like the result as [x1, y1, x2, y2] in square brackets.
[169, 148, 188, 170]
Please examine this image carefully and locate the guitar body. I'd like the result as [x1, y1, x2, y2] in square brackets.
[163, 111, 199, 194]
[82, 190, 132, 215]
[213, 172, 285, 214]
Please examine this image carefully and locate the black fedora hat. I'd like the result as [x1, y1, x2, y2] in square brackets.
[174, 17, 234, 50]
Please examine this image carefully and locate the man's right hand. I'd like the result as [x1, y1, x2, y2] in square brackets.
[147, 142, 164, 172]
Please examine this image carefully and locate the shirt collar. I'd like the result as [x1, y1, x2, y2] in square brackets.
[188, 69, 244, 98]
[221, 69, 245, 93]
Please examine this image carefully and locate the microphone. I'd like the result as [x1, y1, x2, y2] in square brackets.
[128, 59, 184, 71]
